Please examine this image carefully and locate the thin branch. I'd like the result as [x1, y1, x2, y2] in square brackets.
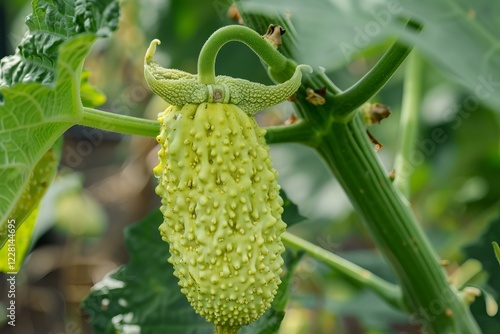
[282, 231, 405, 311]
[79, 107, 159, 138]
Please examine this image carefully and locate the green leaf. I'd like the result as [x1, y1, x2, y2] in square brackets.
[82, 210, 302, 333]
[493, 242, 500, 265]
[237, 0, 500, 111]
[0, 204, 39, 273]
[0, 147, 58, 250]
[0, 0, 119, 242]
[0, 0, 119, 87]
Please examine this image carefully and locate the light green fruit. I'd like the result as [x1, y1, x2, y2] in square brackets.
[154, 102, 286, 333]
[144, 35, 308, 332]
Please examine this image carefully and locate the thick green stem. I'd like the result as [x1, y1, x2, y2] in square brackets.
[79, 107, 159, 137]
[394, 51, 423, 198]
[315, 114, 480, 333]
[197, 25, 290, 84]
[282, 231, 404, 310]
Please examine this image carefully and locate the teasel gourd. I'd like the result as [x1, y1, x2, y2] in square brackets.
[145, 37, 310, 333]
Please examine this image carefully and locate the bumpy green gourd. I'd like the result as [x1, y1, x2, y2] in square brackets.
[145, 35, 310, 333]
[154, 103, 286, 332]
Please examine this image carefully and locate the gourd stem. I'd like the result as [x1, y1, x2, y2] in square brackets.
[282, 231, 405, 310]
[80, 107, 159, 137]
[198, 25, 289, 84]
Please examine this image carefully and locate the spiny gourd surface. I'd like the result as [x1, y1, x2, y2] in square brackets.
[154, 102, 286, 332]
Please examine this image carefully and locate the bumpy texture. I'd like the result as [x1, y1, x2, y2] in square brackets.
[154, 103, 287, 333]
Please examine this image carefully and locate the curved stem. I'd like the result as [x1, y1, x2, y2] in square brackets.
[330, 21, 422, 118]
[282, 231, 404, 310]
[80, 107, 159, 137]
[197, 25, 289, 84]
[394, 51, 423, 198]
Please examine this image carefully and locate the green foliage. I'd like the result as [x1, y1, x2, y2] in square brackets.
[238, 0, 500, 111]
[0, 146, 58, 249]
[0, 144, 62, 272]
[2, 0, 500, 332]
[0, 0, 119, 87]
[0, 0, 119, 251]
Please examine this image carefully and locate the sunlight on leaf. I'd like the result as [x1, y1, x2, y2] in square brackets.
[0, 147, 57, 250]
[0, 205, 38, 273]
[0, 0, 119, 248]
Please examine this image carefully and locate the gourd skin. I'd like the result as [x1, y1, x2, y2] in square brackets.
[154, 102, 286, 331]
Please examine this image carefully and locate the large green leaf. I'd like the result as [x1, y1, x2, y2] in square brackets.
[237, 0, 500, 111]
[0, 0, 119, 245]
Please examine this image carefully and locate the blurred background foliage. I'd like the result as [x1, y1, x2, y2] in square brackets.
[0, 0, 499, 333]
